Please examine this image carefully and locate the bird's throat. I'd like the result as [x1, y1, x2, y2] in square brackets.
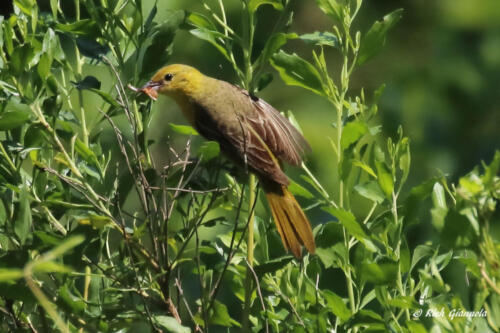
[170, 93, 197, 127]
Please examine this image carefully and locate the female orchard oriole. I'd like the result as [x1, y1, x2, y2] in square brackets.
[141, 64, 315, 258]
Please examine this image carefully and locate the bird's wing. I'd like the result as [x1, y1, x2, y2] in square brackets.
[193, 82, 310, 185]
[194, 105, 290, 185]
[243, 93, 310, 166]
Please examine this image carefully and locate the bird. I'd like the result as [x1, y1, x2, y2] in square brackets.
[140, 64, 315, 258]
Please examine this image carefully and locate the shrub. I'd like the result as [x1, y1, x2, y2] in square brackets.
[0, 0, 498, 332]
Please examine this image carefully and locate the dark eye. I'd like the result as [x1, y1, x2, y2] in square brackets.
[164, 73, 173, 81]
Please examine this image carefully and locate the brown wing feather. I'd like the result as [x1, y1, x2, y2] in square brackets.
[192, 81, 309, 185]
[194, 104, 289, 185]
[241, 90, 310, 167]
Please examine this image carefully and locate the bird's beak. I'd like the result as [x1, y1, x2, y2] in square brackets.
[139, 81, 162, 100]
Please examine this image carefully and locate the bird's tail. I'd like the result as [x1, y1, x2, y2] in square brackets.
[261, 179, 315, 258]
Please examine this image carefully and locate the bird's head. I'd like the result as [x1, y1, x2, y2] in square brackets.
[140, 64, 204, 100]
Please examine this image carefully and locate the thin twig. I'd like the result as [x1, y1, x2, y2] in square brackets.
[116, 202, 159, 332]
[175, 278, 203, 332]
[245, 258, 269, 333]
[149, 186, 229, 194]
[194, 213, 210, 329]
[209, 181, 259, 313]
[209, 182, 247, 301]
[480, 263, 500, 296]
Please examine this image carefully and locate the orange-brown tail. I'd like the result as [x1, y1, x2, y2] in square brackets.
[262, 180, 315, 258]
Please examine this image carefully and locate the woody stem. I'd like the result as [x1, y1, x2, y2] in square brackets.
[242, 1, 256, 331]
[242, 174, 257, 331]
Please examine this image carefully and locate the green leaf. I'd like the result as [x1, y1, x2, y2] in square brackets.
[431, 182, 447, 209]
[255, 33, 297, 70]
[375, 161, 393, 199]
[341, 121, 368, 150]
[50, 0, 59, 18]
[399, 137, 411, 184]
[354, 181, 385, 204]
[406, 322, 428, 333]
[254, 257, 294, 277]
[323, 290, 352, 322]
[32, 261, 72, 274]
[482, 150, 500, 186]
[199, 141, 220, 161]
[0, 269, 23, 282]
[14, 0, 35, 15]
[430, 182, 447, 232]
[187, 12, 216, 30]
[270, 51, 325, 96]
[74, 139, 99, 167]
[338, 156, 352, 182]
[46, 75, 59, 95]
[10, 45, 35, 74]
[42, 28, 65, 62]
[0, 200, 6, 223]
[78, 215, 113, 229]
[410, 245, 434, 272]
[387, 296, 418, 310]
[189, 28, 231, 62]
[45, 235, 85, 259]
[154, 316, 191, 333]
[352, 160, 377, 178]
[286, 110, 306, 135]
[300, 31, 339, 48]
[314, 0, 343, 22]
[434, 250, 453, 271]
[3, 18, 14, 55]
[169, 123, 199, 135]
[58, 285, 86, 314]
[322, 207, 377, 252]
[0, 20, 3, 67]
[316, 222, 344, 248]
[361, 260, 398, 285]
[76, 37, 109, 59]
[71, 76, 101, 90]
[256, 72, 273, 92]
[400, 238, 411, 273]
[288, 180, 314, 199]
[89, 89, 121, 108]
[133, 1, 151, 25]
[357, 9, 403, 66]
[24, 124, 47, 149]
[55, 19, 99, 36]
[37, 53, 52, 78]
[455, 250, 480, 277]
[249, 0, 283, 13]
[418, 270, 447, 293]
[401, 177, 439, 224]
[0, 103, 31, 130]
[210, 300, 240, 327]
[15, 186, 32, 245]
[315, 246, 341, 268]
[315, 222, 345, 268]
[349, 309, 384, 329]
[34, 231, 64, 247]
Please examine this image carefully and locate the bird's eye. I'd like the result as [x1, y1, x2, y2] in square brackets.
[164, 73, 174, 81]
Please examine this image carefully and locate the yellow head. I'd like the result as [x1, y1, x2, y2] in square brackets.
[140, 64, 204, 100]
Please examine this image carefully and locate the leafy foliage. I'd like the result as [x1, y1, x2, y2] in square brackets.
[0, 0, 498, 332]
